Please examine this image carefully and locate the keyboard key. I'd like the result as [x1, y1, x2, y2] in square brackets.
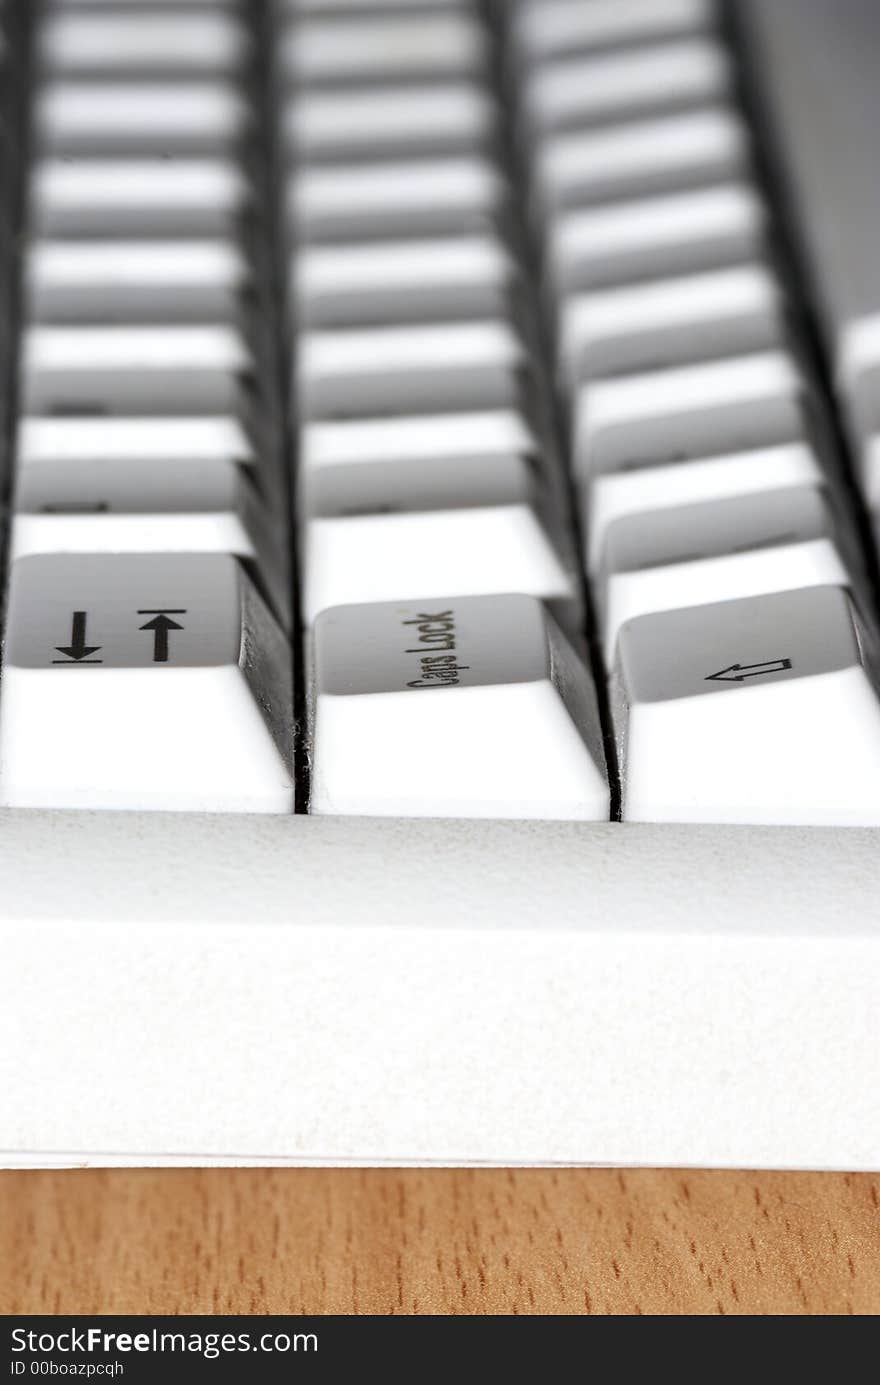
[583, 439, 826, 573]
[10, 459, 290, 628]
[32, 157, 251, 236]
[302, 503, 578, 626]
[309, 593, 608, 818]
[288, 155, 503, 242]
[300, 406, 540, 513]
[296, 320, 526, 417]
[573, 350, 806, 477]
[285, 83, 495, 160]
[0, 553, 295, 812]
[36, 81, 251, 155]
[22, 324, 255, 415]
[304, 448, 538, 520]
[598, 486, 853, 663]
[548, 184, 766, 294]
[282, 13, 488, 84]
[535, 108, 748, 211]
[26, 239, 251, 324]
[523, 38, 731, 132]
[612, 585, 880, 824]
[293, 235, 515, 328]
[38, 11, 249, 74]
[513, 0, 714, 60]
[559, 264, 784, 382]
[17, 415, 259, 470]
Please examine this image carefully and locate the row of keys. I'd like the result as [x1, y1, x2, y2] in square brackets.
[511, 0, 880, 822]
[8, 541, 880, 825]
[281, 2, 592, 644]
[0, 2, 298, 813]
[281, 0, 610, 815]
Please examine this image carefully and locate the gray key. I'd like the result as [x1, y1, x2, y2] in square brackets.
[0, 553, 295, 812]
[559, 263, 785, 382]
[602, 486, 840, 575]
[21, 324, 257, 417]
[301, 450, 539, 519]
[573, 350, 806, 477]
[5, 552, 280, 670]
[615, 585, 873, 707]
[611, 585, 880, 824]
[284, 83, 496, 162]
[310, 593, 609, 819]
[293, 235, 516, 329]
[31, 157, 252, 238]
[25, 238, 252, 326]
[287, 156, 504, 244]
[547, 184, 767, 297]
[296, 320, 527, 419]
[34, 80, 252, 157]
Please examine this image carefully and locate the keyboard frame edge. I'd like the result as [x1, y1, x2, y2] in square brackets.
[1, 808, 877, 1169]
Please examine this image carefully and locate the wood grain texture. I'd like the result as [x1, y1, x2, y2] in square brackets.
[2, 1169, 879, 1315]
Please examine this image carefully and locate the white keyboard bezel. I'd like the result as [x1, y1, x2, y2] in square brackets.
[2, 809, 877, 1170]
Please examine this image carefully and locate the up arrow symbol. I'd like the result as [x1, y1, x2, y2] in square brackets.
[138, 610, 185, 663]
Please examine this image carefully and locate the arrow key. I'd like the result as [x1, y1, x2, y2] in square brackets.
[612, 585, 880, 824]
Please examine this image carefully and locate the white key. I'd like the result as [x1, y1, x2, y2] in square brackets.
[599, 487, 852, 664]
[18, 415, 258, 469]
[573, 351, 806, 477]
[31, 157, 250, 236]
[612, 585, 880, 825]
[523, 38, 731, 132]
[294, 235, 515, 327]
[288, 155, 503, 242]
[303, 505, 577, 626]
[285, 83, 494, 160]
[300, 407, 540, 513]
[296, 320, 526, 418]
[10, 459, 289, 628]
[513, 0, 713, 60]
[26, 239, 250, 323]
[0, 553, 295, 813]
[583, 440, 826, 573]
[559, 265, 784, 382]
[38, 12, 249, 73]
[22, 324, 254, 415]
[548, 184, 766, 294]
[535, 108, 748, 211]
[310, 593, 608, 819]
[282, 13, 487, 83]
[36, 81, 250, 154]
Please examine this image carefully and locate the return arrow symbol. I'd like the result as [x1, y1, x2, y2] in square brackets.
[705, 658, 792, 683]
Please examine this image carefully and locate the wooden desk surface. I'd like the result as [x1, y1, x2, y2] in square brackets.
[1, 1169, 878, 1315]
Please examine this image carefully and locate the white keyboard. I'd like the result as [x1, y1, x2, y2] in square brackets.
[2, 0, 880, 1171]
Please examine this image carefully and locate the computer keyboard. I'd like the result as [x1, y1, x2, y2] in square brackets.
[3, 0, 880, 1169]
